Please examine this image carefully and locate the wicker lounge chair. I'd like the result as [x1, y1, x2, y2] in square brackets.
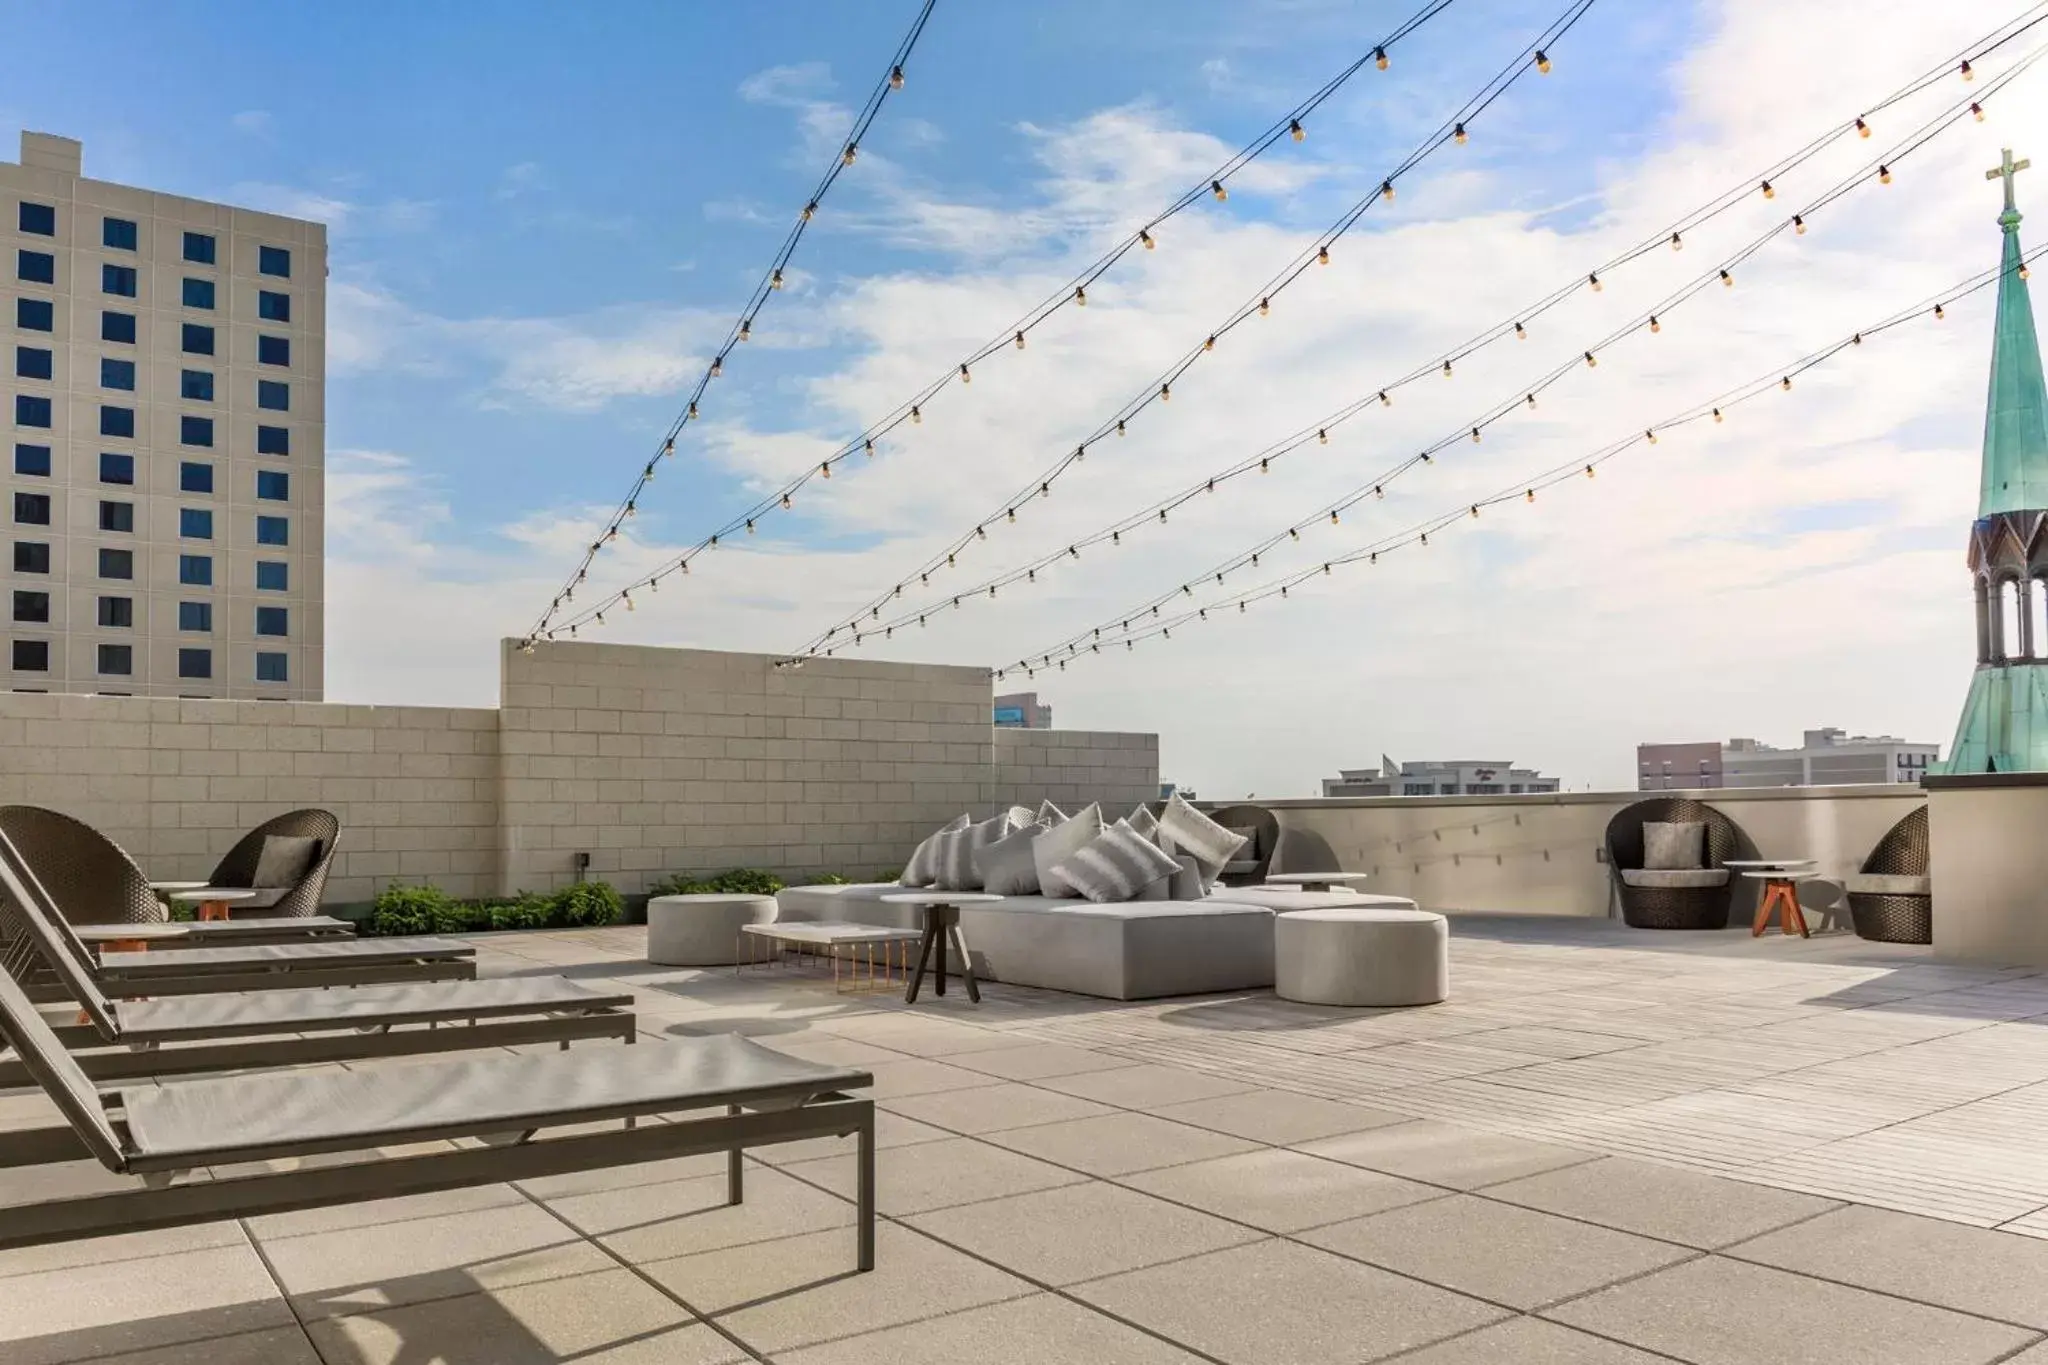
[0, 958, 877, 1268]
[204, 808, 339, 918]
[1844, 806, 1932, 944]
[0, 840, 634, 1084]
[1605, 797, 1742, 930]
[1207, 804, 1281, 887]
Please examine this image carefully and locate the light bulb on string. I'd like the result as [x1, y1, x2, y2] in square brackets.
[1855, 116, 1870, 137]
[1378, 390, 1391, 406]
[642, 462, 656, 482]
[1935, 303, 1946, 320]
[1259, 296, 1271, 316]
[1116, 419, 1127, 436]
[1075, 285, 1087, 306]
[1318, 428, 1329, 445]
[1454, 122, 1468, 145]
[1381, 179, 1395, 201]
[2024, 262, 2034, 280]
[1374, 484, 1384, 499]
[1470, 427, 1482, 443]
[842, 144, 858, 166]
[1375, 44, 1389, 69]
[1525, 488, 1535, 503]
[1260, 458, 1270, 473]
[738, 320, 751, 342]
[1584, 464, 1595, 478]
[710, 355, 723, 377]
[1318, 245, 1330, 266]
[624, 592, 634, 612]
[1719, 269, 1734, 287]
[625, 500, 637, 518]
[1160, 383, 1172, 402]
[959, 363, 971, 384]
[1006, 507, 1016, 523]
[770, 269, 784, 290]
[1760, 179, 1774, 199]
[1879, 165, 1893, 185]
[1961, 58, 1974, 81]
[1442, 359, 1454, 379]
[1140, 229, 1155, 250]
[781, 491, 793, 510]
[687, 401, 698, 420]
[1794, 215, 1807, 234]
[1780, 375, 1792, 391]
[864, 437, 876, 457]
[1589, 272, 1602, 291]
[1211, 179, 1228, 202]
[1670, 231, 1683, 250]
[910, 405, 922, 424]
[1526, 392, 1537, 408]
[1470, 504, 1480, 518]
[1290, 119, 1305, 142]
[1204, 335, 1216, 352]
[1713, 407, 1724, 422]
[1649, 314, 1661, 334]
[802, 201, 817, 220]
[1584, 350, 1598, 368]
[1645, 429, 1658, 445]
[1535, 49, 1551, 73]
[1514, 321, 1527, 340]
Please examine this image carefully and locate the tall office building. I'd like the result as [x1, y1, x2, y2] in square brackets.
[2, 132, 324, 700]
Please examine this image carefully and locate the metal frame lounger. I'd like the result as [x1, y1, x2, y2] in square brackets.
[0, 846, 637, 1084]
[0, 961, 877, 1269]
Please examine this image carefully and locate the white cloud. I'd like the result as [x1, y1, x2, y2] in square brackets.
[324, 0, 2026, 798]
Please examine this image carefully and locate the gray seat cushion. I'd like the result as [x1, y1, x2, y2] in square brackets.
[1845, 873, 1931, 896]
[1641, 821, 1706, 871]
[251, 835, 320, 889]
[1619, 868, 1729, 889]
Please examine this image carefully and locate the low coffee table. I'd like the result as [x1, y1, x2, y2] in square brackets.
[738, 922, 922, 993]
[1265, 872, 1371, 894]
[881, 893, 1002, 1005]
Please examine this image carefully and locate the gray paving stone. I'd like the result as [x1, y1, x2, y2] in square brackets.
[1121, 1148, 1443, 1233]
[982, 1110, 1261, 1176]
[1038, 1063, 1263, 1109]
[749, 1109, 954, 1166]
[938, 1042, 1136, 1081]
[1376, 1316, 1675, 1363]
[555, 1166, 853, 1262]
[781, 1135, 1085, 1216]
[1303, 1194, 1695, 1309]
[1073, 1237, 1506, 1365]
[881, 1079, 1117, 1134]
[1487, 1156, 1840, 1249]
[859, 1057, 1001, 1098]
[80, 1327, 323, 1365]
[1727, 1204, 2048, 1329]
[1545, 1256, 2035, 1365]
[1149, 1088, 1408, 1144]
[0, 1243, 293, 1365]
[1298, 1118, 1597, 1190]
[905, 1179, 1263, 1285]
[772, 1292, 1209, 1364]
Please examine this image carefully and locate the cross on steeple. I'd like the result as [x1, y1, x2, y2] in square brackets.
[1988, 147, 2032, 216]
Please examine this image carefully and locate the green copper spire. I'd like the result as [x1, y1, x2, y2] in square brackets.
[1978, 148, 2048, 517]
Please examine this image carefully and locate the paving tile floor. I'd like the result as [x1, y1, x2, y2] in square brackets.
[3, 915, 2048, 1363]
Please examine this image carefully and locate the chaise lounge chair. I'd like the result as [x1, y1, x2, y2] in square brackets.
[0, 959, 877, 1269]
[0, 840, 637, 1084]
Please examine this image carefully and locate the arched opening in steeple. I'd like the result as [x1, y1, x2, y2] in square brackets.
[1998, 577, 2023, 660]
[2033, 571, 2048, 660]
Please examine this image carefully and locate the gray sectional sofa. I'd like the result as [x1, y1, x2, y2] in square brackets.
[775, 882, 1418, 1001]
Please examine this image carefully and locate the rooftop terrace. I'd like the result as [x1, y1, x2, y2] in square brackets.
[8, 913, 2048, 1365]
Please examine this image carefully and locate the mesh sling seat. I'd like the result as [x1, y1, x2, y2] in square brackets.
[1844, 806, 1932, 944]
[1207, 804, 1281, 888]
[204, 808, 340, 918]
[1605, 798, 1742, 930]
[0, 840, 634, 1085]
[0, 958, 877, 1270]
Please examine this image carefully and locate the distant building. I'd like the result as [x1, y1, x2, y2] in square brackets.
[993, 691, 1052, 728]
[1322, 755, 1560, 797]
[1637, 728, 1939, 790]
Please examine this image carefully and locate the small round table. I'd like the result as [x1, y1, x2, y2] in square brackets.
[880, 893, 1002, 1004]
[1265, 872, 1371, 894]
[169, 887, 258, 922]
[1729, 863, 1820, 938]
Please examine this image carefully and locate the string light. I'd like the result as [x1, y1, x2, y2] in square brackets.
[1760, 179, 1774, 199]
[1794, 215, 1807, 234]
[1525, 488, 1535, 502]
[1584, 350, 1598, 367]
[1974, 102, 1986, 121]
[1205, 335, 1216, 351]
[1379, 391, 1392, 407]
[1645, 428, 1657, 444]
[1318, 428, 1329, 445]
[1781, 375, 1793, 391]
[911, 405, 923, 424]
[864, 437, 876, 457]
[1140, 229, 1156, 250]
[1514, 321, 1527, 339]
[1856, 116, 1871, 137]
[1720, 269, 1734, 287]
[1375, 45, 1389, 70]
[1443, 359, 1454, 379]
[1526, 392, 1538, 408]
[1259, 297, 1271, 316]
[1075, 285, 1088, 306]
[1211, 179, 1229, 201]
[1649, 314, 1662, 333]
[1962, 58, 1975, 81]
[1318, 245, 1331, 266]
[1589, 272, 1602, 291]
[1879, 164, 1893, 184]
[1161, 383, 1172, 402]
[960, 363, 972, 384]
[771, 269, 785, 290]
[1535, 49, 1551, 73]
[1291, 119, 1306, 142]
[710, 355, 723, 377]
[780, 492, 793, 510]
[1454, 122, 1468, 145]
[1382, 179, 1396, 201]
[1713, 407, 1724, 421]
[843, 144, 858, 166]
[821, 461, 833, 480]
[1670, 231, 1683, 250]
[738, 320, 751, 342]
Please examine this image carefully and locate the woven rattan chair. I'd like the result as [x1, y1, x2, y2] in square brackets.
[1206, 804, 1281, 887]
[207, 809, 340, 918]
[0, 807, 162, 929]
[1604, 797, 1742, 930]
[1844, 806, 1931, 944]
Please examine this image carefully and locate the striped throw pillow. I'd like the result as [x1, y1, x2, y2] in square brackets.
[975, 819, 1049, 895]
[1033, 803, 1103, 898]
[931, 813, 1014, 891]
[1156, 794, 1249, 890]
[1051, 819, 1181, 903]
[901, 813, 970, 887]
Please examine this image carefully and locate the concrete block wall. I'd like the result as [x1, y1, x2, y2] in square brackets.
[990, 728, 1161, 818]
[0, 691, 499, 902]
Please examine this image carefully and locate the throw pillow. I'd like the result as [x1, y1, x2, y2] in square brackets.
[1156, 793, 1250, 889]
[1168, 854, 1205, 902]
[931, 813, 1014, 891]
[1642, 821, 1706, 871]
[1129, 804, 1161, 843]
[1004, 805, 1036, 830]
[1036, 798, 1068, 825]
[975, 820, 1049, 896]
[251, 834, 320, 889]
[1052, 819, 1182, 904]
[901, 813, 970, 886]
[1033, 803, 1104, 898]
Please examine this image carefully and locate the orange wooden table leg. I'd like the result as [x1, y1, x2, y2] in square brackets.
[1751, 882, 1776, 937]
[1787, 884, 1810, 938]
[199, 899, 229, 922]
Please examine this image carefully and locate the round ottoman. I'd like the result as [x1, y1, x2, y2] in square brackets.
[647, 894, 777, 966]
[1275, 907, 1448, 1007]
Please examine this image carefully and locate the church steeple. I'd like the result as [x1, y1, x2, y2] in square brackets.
[1978, 148, 2048, 516]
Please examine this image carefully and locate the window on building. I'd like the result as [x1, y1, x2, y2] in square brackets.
[259, 245, 291, 278]
[97, 643, 132, 676]
[180, 369, 213, 402]
[178, 600, 212, 632]
[179, 461, 213, 494]
[97, 596, 132, 628]
[255, 605, 288, 637]
[182, 231, 216, 265]
[177, 554, 211, 586]
[181, 323, 214, 356]
[257, 290, 290, 322]
[256, 515, 288, 546]
[256, 425, 290, 456]
[11, 640, 48, 672]
[100, 357, 135, 391]
[15, 346, 52, 380]
[99, 406, 134, 438]
[177, 648, 211, 680]
[179, 507, 213, 539]
[12, 590, 48, 623]
[255, 560, 288, 591]
[18, 202, 55, 236]
[98, 547, 132, 579]
[256, 380, 289, 412]
[181, 277, 215, 310]
[13, 541, 50, 574]
[16, 249, 54, 284]
[13, 492, 50, 526]
[15, 394, 52, 428]
[255, 651, 288, 683]
[15, 444, 51, 477]
[100, 310, 135, 343]
[256, 470, 289, 501]
[101, 263, 137, 298]
[258, 334, 290, 367]
[17, 298, 54, 332]
[98, 452, 132, 485]
[102, 217, 138, 251]
[98, 500, 133, 533]
[180, 415, 214, 448]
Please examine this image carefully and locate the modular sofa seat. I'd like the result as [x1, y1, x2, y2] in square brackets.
[775, 882, 1418, 1001]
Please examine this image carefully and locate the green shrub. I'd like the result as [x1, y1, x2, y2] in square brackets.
[369, 884, 451, 937]
[488, 893, 554, 931]
[648, 868, 786, 897]
[553, 880, 624, 927]
[367, 880, 623, 935]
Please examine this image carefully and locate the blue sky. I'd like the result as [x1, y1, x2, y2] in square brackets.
[0, 1, 2022, 792]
